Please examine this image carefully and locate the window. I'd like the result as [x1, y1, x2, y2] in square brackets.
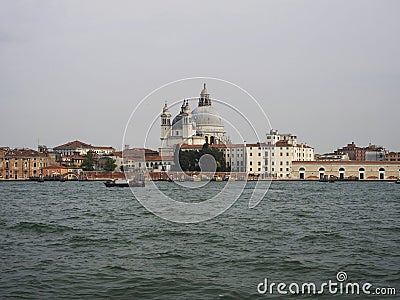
[280, 168, 283, 171]
[286, 168, 289, 171]
[258, 153, 261, 156]
[286, 161, 289, 165]
[280, 153, 283, 156]
[250, 161, 252, 165]
[258, 168, 261, 171]
[286, 153, 289, 156]
[250, 153, 253, 156]
[250, 168, 252, 171]
[258, 161, 261, 165]
[280, 161, 283, 165]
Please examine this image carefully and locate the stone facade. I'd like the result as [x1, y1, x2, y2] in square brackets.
[0, 148, 56, 180]
[292, 161, 400, 180]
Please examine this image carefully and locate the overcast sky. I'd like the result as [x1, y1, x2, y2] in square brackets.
[1, 0, 399, 153]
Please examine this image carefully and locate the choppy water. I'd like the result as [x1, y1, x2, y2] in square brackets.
[0, 181, 399, 299]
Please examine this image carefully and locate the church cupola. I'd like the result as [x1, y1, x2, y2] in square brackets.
[198, 83, 211, 106]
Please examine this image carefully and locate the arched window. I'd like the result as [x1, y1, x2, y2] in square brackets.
[359, 167, 365, 180]
[319, 167, 325, 180]
[379, 168, 385, 180]
[339, 167, 345, 180]
[299, 167, 305, 180]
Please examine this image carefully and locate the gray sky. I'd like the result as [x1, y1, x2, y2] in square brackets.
[1, 0, 399, 153]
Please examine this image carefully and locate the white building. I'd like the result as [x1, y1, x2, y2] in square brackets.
[160, 84, 230, 152]
[53, 140, 115, 156]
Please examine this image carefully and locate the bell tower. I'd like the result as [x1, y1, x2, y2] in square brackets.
[160, 102, 171, 147]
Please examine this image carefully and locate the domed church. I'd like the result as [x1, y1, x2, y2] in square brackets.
[160, 84, 230, 149]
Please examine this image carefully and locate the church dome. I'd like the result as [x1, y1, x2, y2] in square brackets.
[192, 105, 223, 127]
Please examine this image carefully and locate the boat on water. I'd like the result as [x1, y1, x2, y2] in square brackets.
[104, 179, 145, 187]
[223, 175, 236, 182]
[396, 179, 400, 184]
[193, 175, 201, 182]
[212, 175, 223, 182]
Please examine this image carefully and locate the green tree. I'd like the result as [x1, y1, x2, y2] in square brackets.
[81, 152, 95, 171]
[103, 157, 117, 172]
[175, 147, 229, 172]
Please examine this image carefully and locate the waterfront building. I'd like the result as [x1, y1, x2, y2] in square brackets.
[121, 148, 173, 172]
[334, 142, 387, 161]
[53, 140, 115, 156]
[41, 165, 83, 180]
[0, 148, 56, 180]
[160, 84, 230, 152]
[292, 161, 400, 180]
[385, 151, 400, 162]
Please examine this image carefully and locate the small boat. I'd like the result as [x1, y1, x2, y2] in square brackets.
[212, 175, 223, 182]
[193, 176, 201, 182]
[104, 179, 145, 187]
[395, 179, 400, 184]
[223, 175, 236, 182]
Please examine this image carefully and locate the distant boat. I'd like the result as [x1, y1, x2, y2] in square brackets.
[193, 176, 201, 182]
[104, 179, 145, 187]
[223, 175, 235, 182]
[212, 175, 223, 182]
[396, 179, 400, 184]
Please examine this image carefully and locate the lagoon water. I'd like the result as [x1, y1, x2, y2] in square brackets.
[0, 181, 399, 299]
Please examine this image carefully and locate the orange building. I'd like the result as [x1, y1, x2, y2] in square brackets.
[0, 148, 56, 180]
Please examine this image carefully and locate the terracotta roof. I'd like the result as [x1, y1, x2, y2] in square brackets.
[54, 140, 114, 150]
[246, 143, 267, 147]
[54, 140, 92, 150]
[112, 151, 123, 158]
[3, 148, 47, 158]
[275, 140, 292, 147]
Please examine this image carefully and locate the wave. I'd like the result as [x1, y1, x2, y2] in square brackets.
[9, 221, 75, 233]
